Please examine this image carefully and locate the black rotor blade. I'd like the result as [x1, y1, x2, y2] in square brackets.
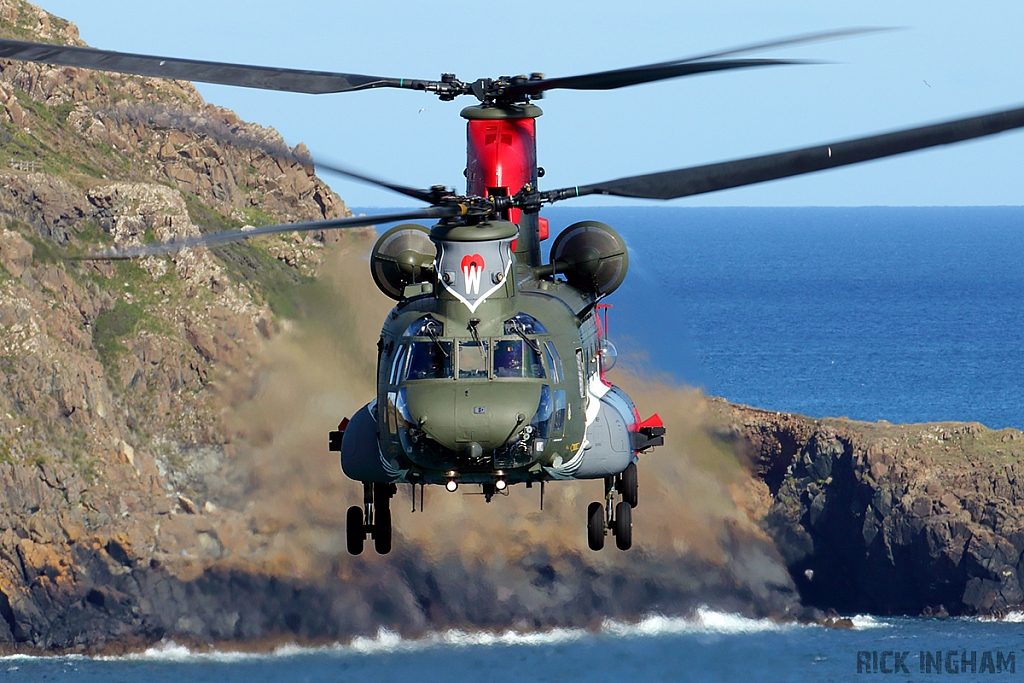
[0, 38, 436, 95]
[75, 207, 458, 260]
[676, 27, 893, 64]
[508, 58, 811, 98]
[309, 160, 440, 204]
[507, 27, 889, 98]
[546, 104, 1024, 201]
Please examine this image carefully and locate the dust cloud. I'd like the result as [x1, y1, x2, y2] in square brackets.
[212, 237, 799, 629]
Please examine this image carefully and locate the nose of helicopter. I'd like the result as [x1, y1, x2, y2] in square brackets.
[402, 381, 543, 453]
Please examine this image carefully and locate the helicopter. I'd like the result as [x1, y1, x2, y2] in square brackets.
[3, 28, 1024, 556]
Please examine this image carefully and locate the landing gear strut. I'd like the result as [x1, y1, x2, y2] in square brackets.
[586, 465, 635, 551]
[346, 482, 395, 555]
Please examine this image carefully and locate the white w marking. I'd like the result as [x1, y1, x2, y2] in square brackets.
[462, 265, 483, 295]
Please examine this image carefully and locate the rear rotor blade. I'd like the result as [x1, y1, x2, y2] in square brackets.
[546, 104, 1024, 201]
[0, 38, 436, 95]
[75, 207, 458, 260]
[307, 160, 441, 204]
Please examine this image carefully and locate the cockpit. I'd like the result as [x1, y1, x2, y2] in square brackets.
[386, 312, 569, 469]
[395, 313, 554, 383]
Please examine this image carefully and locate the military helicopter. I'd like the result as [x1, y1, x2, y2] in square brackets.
[4, 28, 1024, 555]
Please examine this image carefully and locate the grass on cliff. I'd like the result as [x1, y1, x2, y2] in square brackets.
[90, 260, 175, 375]
[93, 299, 147, 368]
[184, 195, 314, 318]
[0, 91, 134, 182]
[0, 9, 69, 45]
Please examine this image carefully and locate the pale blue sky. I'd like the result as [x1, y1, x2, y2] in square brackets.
[36, 0, 1024, 207]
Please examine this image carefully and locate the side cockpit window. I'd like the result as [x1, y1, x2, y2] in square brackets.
[405, 341, 453, 380]
[389, 345, 408, 385]
[544, 341, 563, 384]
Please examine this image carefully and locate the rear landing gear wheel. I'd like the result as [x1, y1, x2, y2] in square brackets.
[614, 501, 632, 550]
[620, 462, 638, 508]
[346, 506, 365, 555]
[587, 502, 605, 551]
[374, 505, 392, 555]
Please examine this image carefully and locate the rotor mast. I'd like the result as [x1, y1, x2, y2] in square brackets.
[462, 104, 545, 268]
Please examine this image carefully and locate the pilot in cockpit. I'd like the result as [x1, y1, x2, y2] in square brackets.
[494, 341, 523, 378]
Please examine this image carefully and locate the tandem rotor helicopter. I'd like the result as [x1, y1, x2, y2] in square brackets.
[3, 27, 1024, 555]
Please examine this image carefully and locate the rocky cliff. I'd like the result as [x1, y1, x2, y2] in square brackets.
[716, 399, 1024, 616]
[0, 2, 808, 653]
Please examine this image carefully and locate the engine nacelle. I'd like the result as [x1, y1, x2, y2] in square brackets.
[370, 224, 436, 300]
[549, 221, 629, 296]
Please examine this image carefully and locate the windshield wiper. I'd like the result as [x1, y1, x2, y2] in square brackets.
[511, 318, 541, 353]
[425, 320, 449, 357]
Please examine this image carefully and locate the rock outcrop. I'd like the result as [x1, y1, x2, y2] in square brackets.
[717, 399, 1024, 616]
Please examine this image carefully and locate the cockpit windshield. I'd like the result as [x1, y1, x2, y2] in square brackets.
[405, 341, 453, 380]
[493, 340, 546, 379]
[458, 341, 489, 379]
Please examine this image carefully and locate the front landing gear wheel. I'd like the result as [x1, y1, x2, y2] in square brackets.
[374, 506, 392, 555]
[620, 462, 638, 508]
[587, 502, 605, 551]
[346, 506, 365, 555]
[614, 501, 632, 550]
[370, 483, 394, 555]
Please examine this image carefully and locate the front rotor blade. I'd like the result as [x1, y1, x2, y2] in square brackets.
[507, 27, 889, 99]
[549, 105, 1024, 201]
[0, 38, 433, 95]
[76, 207, 458, 260]
[508, 58, 810, 98]
[677, 27, 893, 64]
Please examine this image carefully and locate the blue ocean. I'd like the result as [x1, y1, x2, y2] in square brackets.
[11, 207, 1024, 680]
[591, 206, 1024, 430]
[8, 613, 1024, 681]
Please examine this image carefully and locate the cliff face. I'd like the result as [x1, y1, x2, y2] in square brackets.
[718, 399, 1024, 616]
[0, 2, 807, 651]
[0, 0, 358, 648]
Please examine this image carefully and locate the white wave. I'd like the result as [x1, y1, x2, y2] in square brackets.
[971, 611, 1024, 623]
[348, 625, 588, 654]
[440, 626, 586, 648]
[849, 614, 891, 629]
[96, 641, 265, 663]
[349, 628, 417, 654]
[602, 607, 795, 637]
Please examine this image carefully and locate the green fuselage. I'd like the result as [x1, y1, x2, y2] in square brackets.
[376, 258, 602, 486]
